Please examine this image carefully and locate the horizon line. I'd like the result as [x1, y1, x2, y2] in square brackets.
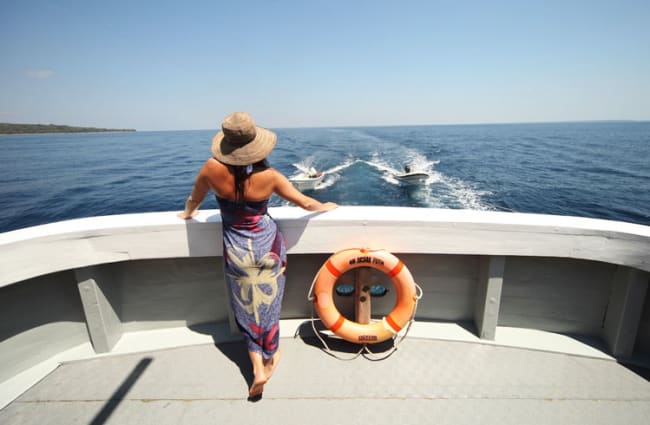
[143, 119, 650, 132]
[3, 119, 648, 134]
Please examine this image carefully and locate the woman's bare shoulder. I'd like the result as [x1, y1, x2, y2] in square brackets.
[201, 157, 227, 174]
[266, 167, 288, 180]
[205, 157, 222, 168]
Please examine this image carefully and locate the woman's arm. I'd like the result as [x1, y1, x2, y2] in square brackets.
[177, 161, 211, 219]
[273, 169, 337, 212]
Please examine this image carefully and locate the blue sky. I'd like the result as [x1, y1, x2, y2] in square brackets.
[1, 0, 649, 130]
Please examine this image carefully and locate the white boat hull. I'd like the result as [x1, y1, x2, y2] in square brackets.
[394, 172, 430, 184]
[1, 207, 649, 409]
[289, 174, 324, 190]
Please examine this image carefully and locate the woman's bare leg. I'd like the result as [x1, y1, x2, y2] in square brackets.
[248, 351, 267, 398]
[263, 349, 282, 381]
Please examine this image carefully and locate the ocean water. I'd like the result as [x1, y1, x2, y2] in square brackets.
[0, 121, 648, 233]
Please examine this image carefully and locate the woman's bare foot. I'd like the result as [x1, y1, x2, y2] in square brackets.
[263, 349, 282, 381]
[248, 373, 267, 399]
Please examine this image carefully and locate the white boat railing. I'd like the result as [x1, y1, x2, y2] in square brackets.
[1, 206, 648, 287]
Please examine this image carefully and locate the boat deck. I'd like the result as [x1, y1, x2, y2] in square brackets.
[2, 330, 650, 425]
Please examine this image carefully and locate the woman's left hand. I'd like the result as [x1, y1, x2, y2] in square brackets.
[177, 210, 199, 220]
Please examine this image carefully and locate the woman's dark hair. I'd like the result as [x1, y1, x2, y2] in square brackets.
[231, 159, 270, 202]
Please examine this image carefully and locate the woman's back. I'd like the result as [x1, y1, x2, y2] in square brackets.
[191, 158, 335, 212]
[202, 158, 276, 202]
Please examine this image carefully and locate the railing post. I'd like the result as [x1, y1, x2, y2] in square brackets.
[355, 268, 372, 324]
[475, 256, 505, 340]
[604, 267, 648, 358]
[75, 267, 123, 353]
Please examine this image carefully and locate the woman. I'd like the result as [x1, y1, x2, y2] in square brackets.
[178, 112, 337, 399]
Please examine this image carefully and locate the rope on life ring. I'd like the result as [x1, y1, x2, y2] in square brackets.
[307, 248, 422, 359]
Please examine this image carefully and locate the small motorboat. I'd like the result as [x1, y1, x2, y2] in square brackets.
[394, 171, 430, 184]
[289, 167, 324, 190]
[394, 165, 430, 185]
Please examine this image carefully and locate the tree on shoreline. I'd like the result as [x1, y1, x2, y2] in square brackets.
[0, 123, 135, 134]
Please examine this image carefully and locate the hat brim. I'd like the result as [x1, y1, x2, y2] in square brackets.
[211, 126, 277, 166]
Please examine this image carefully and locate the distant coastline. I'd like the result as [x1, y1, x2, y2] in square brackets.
[0, 123, 136, 135]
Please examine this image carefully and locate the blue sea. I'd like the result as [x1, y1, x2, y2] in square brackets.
[1, 121, 648, 233]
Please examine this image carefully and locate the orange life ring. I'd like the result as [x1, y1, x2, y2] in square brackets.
[313, 248, 417, 344]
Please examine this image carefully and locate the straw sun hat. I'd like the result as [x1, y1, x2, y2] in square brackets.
[211, 112, 277, 166]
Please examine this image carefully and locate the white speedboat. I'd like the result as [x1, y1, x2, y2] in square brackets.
[289, 168, 324, 190]
[394, 171, 430, 185]
[1, 207, 649, 422]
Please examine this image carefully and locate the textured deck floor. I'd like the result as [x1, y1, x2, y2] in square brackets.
[2, 336, 650, 425]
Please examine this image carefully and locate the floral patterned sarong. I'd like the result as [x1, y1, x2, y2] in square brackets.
[217, 196, 287, 359]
